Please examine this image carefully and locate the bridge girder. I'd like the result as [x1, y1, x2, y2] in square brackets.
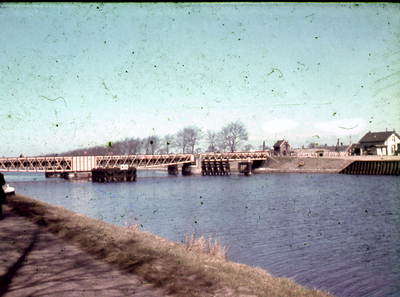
[201, 151, 269, 161]
[95, 154, 194, 169]
[0, 152, 269, 173]
[0, 157, 73, 172]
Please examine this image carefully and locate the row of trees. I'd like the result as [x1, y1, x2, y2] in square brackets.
[54, 120, 250, 157]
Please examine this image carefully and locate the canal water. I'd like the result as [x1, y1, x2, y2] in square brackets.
[4, 171, 400, 297]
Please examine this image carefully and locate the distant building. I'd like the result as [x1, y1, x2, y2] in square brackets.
[317, 143, 349, 152]
[354, 130, 400, 156]
[273, 140, 291, 156]
[346, 143, 358, 156]
[314, 143, 351, 156]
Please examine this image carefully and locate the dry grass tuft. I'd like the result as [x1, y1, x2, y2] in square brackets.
[123, 214, 138, 232]
[185, 230, 228, 260]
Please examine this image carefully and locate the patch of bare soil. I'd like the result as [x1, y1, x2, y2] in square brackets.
[0, 205, 168, 297]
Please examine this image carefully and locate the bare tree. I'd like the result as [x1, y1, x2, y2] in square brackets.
[89, 145, 109, 156]
[111, 140, 124, 155]
[112, 137, 141, 155]
[205, 130, 218, 152]
[175, 129, 188, 153]
[163, 134, 175, 154]
[143, 135, 162, 155]
[185, 125, 202, 154]
[218, 120, 249, 152]
[244, 144, 254, 151]
[127, 137, 143, 155]
[52, 136, 144, 156]
[175, 125, 202, 154]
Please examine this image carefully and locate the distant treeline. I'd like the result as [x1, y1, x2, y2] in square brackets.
[44, 120, 252, 157]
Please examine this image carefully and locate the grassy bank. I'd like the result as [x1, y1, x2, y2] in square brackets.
[5, 194, 334, 297]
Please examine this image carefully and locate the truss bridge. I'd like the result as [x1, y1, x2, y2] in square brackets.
[0, 151, 270, 177]
[0, 155, 193, 172]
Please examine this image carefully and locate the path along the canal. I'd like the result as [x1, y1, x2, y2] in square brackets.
[0, 204, 169, 297]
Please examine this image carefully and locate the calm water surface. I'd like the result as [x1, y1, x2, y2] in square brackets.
[4, 171, 400, 297]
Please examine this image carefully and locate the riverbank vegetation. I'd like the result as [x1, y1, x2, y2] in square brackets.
[184, 230, 229, 260]
[6, 194, 334, 297]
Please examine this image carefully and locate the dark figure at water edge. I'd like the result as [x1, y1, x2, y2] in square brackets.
[0, 172, 6, 217]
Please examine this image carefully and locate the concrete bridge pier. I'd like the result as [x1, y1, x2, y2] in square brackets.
[238, 160, 252, 176]
[182, 164, 191, 176]
[60, 172, 92, 180]
[61, 172, 76, 180]
[191, 155, 203, 175]
[182, 155, 202, 176]
[168, 165, 179, 175]
[45, 172, 61, 178]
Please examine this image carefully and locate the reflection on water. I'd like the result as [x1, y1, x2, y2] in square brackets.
[4, 171, 400, 297]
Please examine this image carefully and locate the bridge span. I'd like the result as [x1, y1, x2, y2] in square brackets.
[0, 152, 270, 176]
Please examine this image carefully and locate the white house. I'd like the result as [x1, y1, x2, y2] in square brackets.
[354, 130, 400, 156]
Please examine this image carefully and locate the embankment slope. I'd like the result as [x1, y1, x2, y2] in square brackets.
[254, 157, 353, 174]
[3, 194, 334, 297]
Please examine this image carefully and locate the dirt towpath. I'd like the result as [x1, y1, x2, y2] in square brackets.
[0, 205, 170, 297]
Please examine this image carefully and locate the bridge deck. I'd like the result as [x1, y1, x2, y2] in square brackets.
[0, 152, 270, 173]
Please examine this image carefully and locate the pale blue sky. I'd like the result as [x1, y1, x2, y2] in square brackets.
[1, 3, 399, 157]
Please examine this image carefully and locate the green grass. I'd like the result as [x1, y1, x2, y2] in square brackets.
[6, 194, 335, 297]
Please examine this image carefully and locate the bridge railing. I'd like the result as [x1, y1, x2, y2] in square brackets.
[95, 154, 194, 169]
[201, 151, 270, 160]
[0, 157, 73, 172]
[0, 152, 271, 172]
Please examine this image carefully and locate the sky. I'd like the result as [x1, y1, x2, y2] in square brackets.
[1, 2, 399, 157]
